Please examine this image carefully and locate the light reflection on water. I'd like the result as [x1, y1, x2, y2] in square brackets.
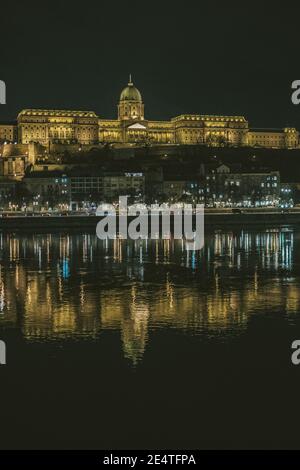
[0, 227, 298, 365]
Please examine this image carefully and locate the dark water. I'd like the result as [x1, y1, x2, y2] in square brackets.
[0, 227, 300, 449]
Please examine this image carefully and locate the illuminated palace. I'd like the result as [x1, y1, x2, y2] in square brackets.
[1, 76, 299, 149]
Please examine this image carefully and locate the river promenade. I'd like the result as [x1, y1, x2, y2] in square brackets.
[0, 208, 299, 230]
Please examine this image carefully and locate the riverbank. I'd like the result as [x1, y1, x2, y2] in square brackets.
[0, 211, 299, 230]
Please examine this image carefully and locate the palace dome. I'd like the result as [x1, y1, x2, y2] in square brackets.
[120, 76, 142, 102]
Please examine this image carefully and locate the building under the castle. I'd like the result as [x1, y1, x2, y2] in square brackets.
[0, 76, 299, 149]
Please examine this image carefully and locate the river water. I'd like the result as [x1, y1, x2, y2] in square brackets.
[0, 227, 300, 449]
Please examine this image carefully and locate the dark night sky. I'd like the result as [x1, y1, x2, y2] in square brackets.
[1, 1, 300, 128]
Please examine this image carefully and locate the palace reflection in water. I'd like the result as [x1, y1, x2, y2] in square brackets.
[0, 228, 297, 365]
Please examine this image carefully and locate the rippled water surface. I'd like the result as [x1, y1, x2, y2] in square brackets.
[1, 228, 300, 449]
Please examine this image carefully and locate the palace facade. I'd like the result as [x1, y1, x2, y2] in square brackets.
[0, 77, 299, 149]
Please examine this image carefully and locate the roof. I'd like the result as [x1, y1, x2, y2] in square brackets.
[120, 78, 142, 102]
[24, 170, 67, 179]
[0, 120, 17, 126]
[250, 128, 285, 134]
[172, 114, 247, 123]
[18, 109, 98, 118]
